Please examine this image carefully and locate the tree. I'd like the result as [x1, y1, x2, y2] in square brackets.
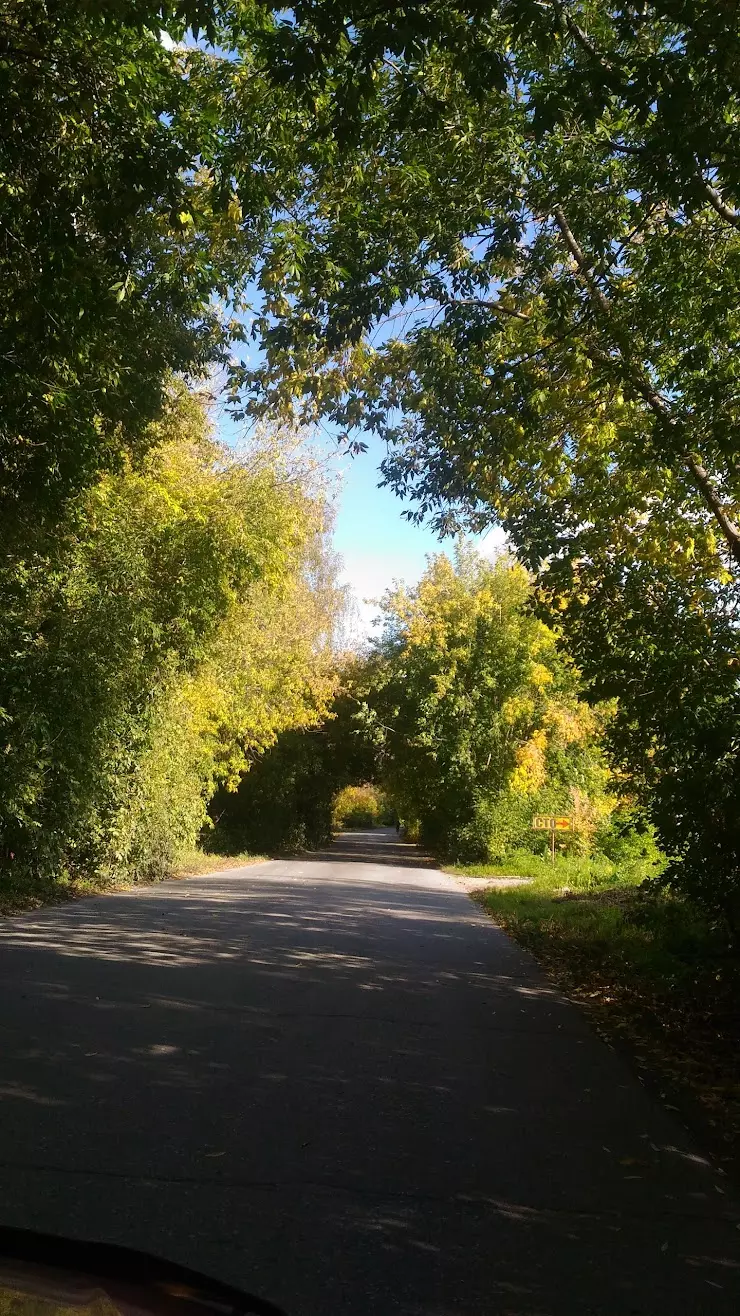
[210, 655, 382, 853]
[0, 383, 343, 889]
[356, 547, 612, 860]
[8, 2, 740, 906]
[231, 2, 740, 909]
[332, 784, 388, 830]
[0, 0, 329, 512]
[236, 2, 740, 564]
[552, 555, 740, 926]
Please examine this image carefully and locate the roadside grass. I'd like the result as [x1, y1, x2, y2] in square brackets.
[0, 848, 265, 917]
[446, 848, 628, 889]
[446, 851, 740, 1168]
[173, 849, 266, 877]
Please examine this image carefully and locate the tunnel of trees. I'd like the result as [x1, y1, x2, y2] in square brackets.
[1, 1, 739, 932]
[210, 548, 660, 896]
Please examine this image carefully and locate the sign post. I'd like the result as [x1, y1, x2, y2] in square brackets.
[531, 815, 573, 861]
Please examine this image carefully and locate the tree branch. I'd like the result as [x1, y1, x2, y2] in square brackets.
[561, 12, 740, 231]
[552, 205, 740, 566]
[552, 205, 611, 317]
[683, 455, 740, 558]
[700, 178, 740, 228]
[371, 296, 531, 340]
[451, 298, 530, 322]
[606, 137, 644, 156]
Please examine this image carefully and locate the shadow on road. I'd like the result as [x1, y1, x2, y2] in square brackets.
[0, 830, 738, 1313]
[304, 827, 436, 869]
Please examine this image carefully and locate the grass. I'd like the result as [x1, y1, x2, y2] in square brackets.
[446, 850, 740, 1170]
[173, 849, 266, 876]
[0, 848, 266, 917]
[446, 848, 627, 889]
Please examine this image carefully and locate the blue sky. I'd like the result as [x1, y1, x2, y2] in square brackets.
[331, 431, 444, 638]
[330, 430, 506, 641]
[220, 342, 503, 641]
[219, 400, 505, 643]
[220, 293, 505, 641]
[220, 402, 505, 640]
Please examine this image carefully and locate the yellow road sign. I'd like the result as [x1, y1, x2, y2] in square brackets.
[532, 815, 573, 831]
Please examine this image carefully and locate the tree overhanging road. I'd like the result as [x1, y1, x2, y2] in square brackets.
[0, 829, 738, 1314]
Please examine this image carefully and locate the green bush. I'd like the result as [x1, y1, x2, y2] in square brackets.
[209, 728, 337, 855]
[595, 810, 666, 884]
[447, 793, 538, 864]
[447, 840, 662, 893]
[332, 784, 386, 831]
[0, 391, 341, 899]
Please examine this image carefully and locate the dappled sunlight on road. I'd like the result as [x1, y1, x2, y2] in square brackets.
[0, 1081, 65, 1107]
[0, 886, 569, 1021]
[0, 828, 739, 1312]
[303, 828, 437, 870]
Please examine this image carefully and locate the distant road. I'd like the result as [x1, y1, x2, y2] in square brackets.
[0, 828, 738, 1313]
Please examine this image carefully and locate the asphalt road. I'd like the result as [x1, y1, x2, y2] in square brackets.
[1, 829, 739, 1315]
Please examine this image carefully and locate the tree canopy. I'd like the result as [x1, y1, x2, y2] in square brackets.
[349, 546, 617, 861]
[238, 2, 740, 558]
[1, 0, 321, 512]
[3, 1, 740, 915]
[226, 1, 740, 911]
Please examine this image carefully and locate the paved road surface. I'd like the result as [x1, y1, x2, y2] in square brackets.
[1, 829, 739, 1315]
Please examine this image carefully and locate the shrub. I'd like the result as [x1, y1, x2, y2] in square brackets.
[0, 391, 341, 895]
[332, 784, 385, 831]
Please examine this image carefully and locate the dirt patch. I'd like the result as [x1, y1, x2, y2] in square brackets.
[453, 874, 533, 893]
